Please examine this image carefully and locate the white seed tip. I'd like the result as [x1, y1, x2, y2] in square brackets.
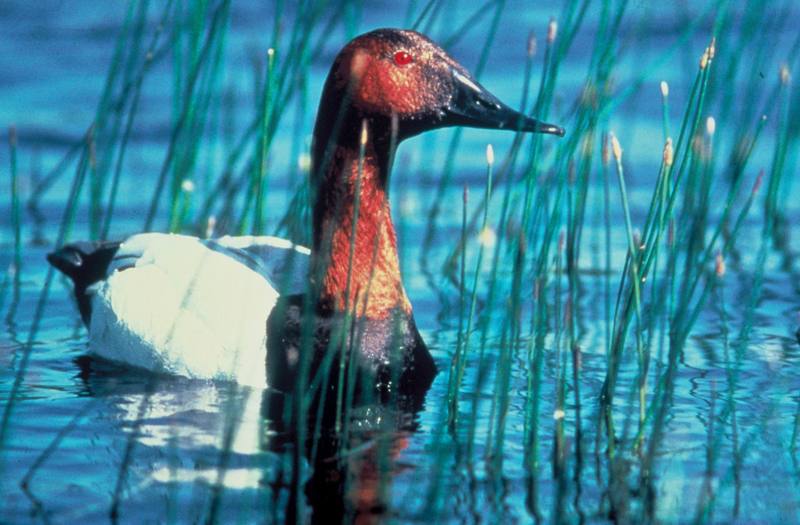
[360, 120, 368, 146]
[547, 19, 558, 43]
[553, 409, 565, 420]
[486, 144, 494, 166]
[267, 48, 275, 57]
[663, 137, 674, 167]
[706, 116, 716, 136]
[527, 33, 537, 57]
[298, 152, 311, 172]
[715, 252, 726, 277]
[700, 49, 709, 70]
[780, 64, 790, 85]
[660, 80, 669, 98]
[206, 216, 217, 238]
[478, 226, 497, 248]
[609, 132, 622, 162]
[181, 179, 195, 193]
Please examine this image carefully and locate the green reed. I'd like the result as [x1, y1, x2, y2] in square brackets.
[250, 49, 276, 235]
[144, 0, 230, 231]
[201, 2, 344, 241]
[420, 0, 505, 278]
[90, 0, 147, 240]
[600, 40, 712, 453]
[447, 147, 493, 428]
[0, 127, 93, 451]
[334, 119, 367, 432]
[103, 3, 175, 239]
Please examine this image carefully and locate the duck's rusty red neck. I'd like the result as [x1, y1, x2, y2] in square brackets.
[310, 125, 410, 320]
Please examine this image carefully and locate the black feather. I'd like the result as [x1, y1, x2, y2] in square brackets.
[47, 241, 120, 325]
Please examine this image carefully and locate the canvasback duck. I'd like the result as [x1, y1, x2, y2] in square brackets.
[48, 28, 564, 391]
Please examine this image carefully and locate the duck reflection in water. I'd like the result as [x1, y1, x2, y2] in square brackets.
[263, 366, 433, 525]
[73, 353, 433, 524]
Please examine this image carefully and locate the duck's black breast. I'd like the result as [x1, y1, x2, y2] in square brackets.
[266, 294, 437, 403]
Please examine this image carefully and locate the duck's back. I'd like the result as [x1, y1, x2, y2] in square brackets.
[50, 232, 310, 387]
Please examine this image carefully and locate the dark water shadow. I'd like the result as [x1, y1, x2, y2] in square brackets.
[262, 371, 435, 525]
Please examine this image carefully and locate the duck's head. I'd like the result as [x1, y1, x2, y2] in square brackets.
[315, 28, 564, 146]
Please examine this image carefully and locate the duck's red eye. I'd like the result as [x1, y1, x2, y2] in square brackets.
[393, 51, 413, 66]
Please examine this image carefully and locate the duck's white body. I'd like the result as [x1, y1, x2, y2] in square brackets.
[86, 233, 309, 387]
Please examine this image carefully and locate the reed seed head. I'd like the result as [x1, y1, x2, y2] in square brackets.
[609, 132, 622, 162]
[699, 49, 709, 70]
[181, 179, 195, 193]
[547, 19, 558, 44]
[205, 216, 217, 238]
[715, 252, 726, 278]
[663, 138, 674, 167]
[780, 64, 790, 85]
[660, 80, 669, 98]
[478, 226, 496, 248]
[527, 31, 537, 58]
[360, 119, 368, 146]
[706, 116, 716, 137]
[553, 409, 565, 420]
[486, 144, 494, 166]
[298, 152, 311, 172]
[708, 37, 716, 60]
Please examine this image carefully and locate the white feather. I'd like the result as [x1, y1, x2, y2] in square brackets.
[88, 233, 309, 387]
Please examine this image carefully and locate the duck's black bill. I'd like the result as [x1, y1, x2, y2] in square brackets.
[443, 68, 565, 137]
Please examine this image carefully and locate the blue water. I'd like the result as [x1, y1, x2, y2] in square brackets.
[2, 1, 800, 523]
